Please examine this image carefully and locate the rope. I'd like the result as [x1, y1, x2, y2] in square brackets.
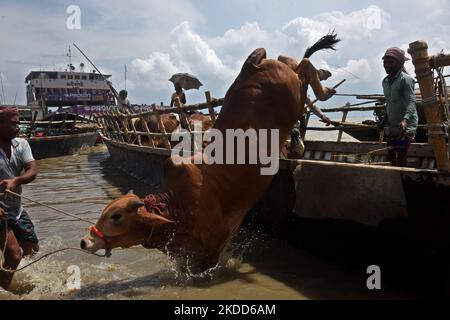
[0, 221, 107, 274]
[1, 190, 95, 225]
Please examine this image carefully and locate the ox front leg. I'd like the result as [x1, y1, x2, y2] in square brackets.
[298, 58, 335, 101]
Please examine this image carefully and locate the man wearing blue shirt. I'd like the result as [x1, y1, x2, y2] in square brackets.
[0, 106, 39, 290]
[380, 47, 419, 167]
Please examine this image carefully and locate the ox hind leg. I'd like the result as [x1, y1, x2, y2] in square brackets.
[297, 58, 335, 102]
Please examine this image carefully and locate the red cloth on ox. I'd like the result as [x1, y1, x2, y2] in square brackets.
[144, 194, 166, 215]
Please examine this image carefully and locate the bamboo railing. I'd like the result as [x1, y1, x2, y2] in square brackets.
[94, 91, 221, 148]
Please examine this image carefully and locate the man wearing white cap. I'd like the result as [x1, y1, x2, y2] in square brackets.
[379, 47, 418, 167]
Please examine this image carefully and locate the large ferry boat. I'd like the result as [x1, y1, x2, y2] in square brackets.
[25, 68, 115, 108]
[13, 49, 118, 159]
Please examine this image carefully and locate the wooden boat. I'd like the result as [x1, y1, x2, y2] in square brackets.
[18, 110, 99, 160]
[95, 41, 450, 295]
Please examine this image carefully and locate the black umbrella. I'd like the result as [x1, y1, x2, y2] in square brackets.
[169, 73, 203, 90]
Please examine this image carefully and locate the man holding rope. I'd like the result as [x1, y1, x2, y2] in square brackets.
[0, 106, 39, 290]
[379, 47, 418, 167]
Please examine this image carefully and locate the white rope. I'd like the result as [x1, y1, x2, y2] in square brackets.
[1, 190, 95, 225]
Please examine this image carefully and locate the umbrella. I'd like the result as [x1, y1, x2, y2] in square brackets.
[169, 73, 203, 90]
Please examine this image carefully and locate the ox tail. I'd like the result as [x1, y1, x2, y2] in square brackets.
[303, 32, 341, 59]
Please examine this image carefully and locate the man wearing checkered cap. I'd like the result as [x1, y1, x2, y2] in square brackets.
[379, 47, 419, 167]
[0, 106, 39, 290]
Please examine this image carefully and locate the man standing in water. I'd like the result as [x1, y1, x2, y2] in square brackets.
[379, 47, 418, 167]
[0, 106, 39, 290]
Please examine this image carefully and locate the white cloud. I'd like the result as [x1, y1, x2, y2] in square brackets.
[282, 5, 390, 44]
[321, 59, 372, 85]
[130, 22, 238, 103]
[132, 52, 178, 90]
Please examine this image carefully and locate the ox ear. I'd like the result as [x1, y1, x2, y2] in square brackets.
[140, 211, 175, 225]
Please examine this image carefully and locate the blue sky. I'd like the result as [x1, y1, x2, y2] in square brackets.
[1, 0, 449, 114]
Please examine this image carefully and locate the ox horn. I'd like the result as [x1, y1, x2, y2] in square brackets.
[128, 199, 145, 211]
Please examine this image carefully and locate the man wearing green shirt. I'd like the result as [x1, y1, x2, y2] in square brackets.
[380, 47, 418, 167]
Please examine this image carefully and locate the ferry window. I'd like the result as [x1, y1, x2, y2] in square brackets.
[60, 75, 66, 79]
[75, 75, 80, 80]
[92, 89, 97, 94]
[82, 76, 87, 80]
[68, 75, 73, 79]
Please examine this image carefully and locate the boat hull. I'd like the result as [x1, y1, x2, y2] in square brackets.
[28, 131, 99, 160]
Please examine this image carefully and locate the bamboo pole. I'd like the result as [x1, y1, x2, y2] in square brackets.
[113, 98, 224, 120]
[129, 117, 141, 146]
[337, 102, 350, 142]
[140, 112, 155, 147]
[321, 105, 385, 113]
[108, 111, 125, 143]
[205, 91, 216, 125]
[408, 41, 450, 172]
[306, 79, 346, 109]
[431, 54, 450, 69]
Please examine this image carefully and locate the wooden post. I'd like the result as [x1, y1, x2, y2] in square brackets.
[152, 104, 171, 149]
[205, 91, 216, 125]
[94, 114, 107, 138]
[129, 117, 141, 146]
[140, 113, 155, 147]
[337, 102, 350, 142]
[98, 113, 110, 139]
[117, 111, 132, 144]
[108, 111, 125, 143]
[174, 97, 191, 131]
[408, 41, 450, 172]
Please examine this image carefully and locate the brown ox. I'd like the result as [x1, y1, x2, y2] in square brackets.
[135, 113, 180, 147]
[81, 34, 340, 273]
[188, 113, 213, 132]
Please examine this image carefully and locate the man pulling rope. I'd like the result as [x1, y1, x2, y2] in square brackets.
[0, 106, 39, 290]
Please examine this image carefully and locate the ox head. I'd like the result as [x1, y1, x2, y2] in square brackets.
[80, 193, 174, 255]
